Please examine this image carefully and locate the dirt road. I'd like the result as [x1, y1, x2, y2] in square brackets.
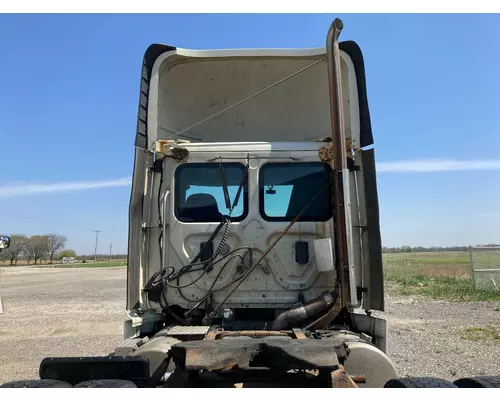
[0, 267, 499, 384]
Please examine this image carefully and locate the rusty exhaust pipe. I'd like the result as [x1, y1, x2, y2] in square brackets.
[326, 18, 351, 310]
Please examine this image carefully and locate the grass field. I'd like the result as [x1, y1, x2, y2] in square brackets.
[384, 251, 500, 301]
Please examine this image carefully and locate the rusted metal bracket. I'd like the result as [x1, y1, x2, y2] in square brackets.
[331, 366, 360, 388]
[292, 328, 307, 339]
[204, 327, 220, 340]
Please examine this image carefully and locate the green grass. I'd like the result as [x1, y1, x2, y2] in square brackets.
[462, 325, 500, 342]
[384, 251, 500, 301]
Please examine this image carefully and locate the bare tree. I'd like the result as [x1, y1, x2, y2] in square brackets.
[24, 240, 35, 265]
[27, 235, 49, 265]
[46, 234, 67, 264]
[2, 234, 27, 265]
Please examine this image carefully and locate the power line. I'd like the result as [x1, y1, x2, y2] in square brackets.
[93, 230, 101, 266]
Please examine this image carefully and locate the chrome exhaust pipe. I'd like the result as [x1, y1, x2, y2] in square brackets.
[326, 18, 351, 309]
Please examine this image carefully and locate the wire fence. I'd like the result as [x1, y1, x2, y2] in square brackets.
[469, 246, 500, 291]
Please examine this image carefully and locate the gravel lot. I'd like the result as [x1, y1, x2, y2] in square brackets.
[1, 267, 499, 384]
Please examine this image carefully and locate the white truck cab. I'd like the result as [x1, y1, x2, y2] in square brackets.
[120, 20, 393, 387]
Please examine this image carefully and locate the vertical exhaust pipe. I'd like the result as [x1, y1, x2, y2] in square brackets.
[327, 18, 351, 309]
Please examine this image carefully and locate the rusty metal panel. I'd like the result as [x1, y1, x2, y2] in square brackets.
[219, 331, 291, 339]
[170, 337, 346, 371]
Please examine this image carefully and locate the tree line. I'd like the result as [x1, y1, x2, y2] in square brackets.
[382, 244, 500, 253]
[78, 253, 128, 261]
[0, 234, 73, 265]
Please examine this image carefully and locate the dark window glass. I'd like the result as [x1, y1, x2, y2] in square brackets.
[175, 163, 248, 223]
[259, 162, 332, 222]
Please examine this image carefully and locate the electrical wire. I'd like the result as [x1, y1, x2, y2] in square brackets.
[157, 163, 164, 266]
[153, 152, 249, 303]
[208, 176, 335, 319]
[166, 248, 251, 289]
[185, 252, 248, 315]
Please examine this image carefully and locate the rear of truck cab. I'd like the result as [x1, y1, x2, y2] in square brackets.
[126, 41, 384, 340]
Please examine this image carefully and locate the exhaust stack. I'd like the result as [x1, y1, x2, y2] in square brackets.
[326, 18, 351, 309]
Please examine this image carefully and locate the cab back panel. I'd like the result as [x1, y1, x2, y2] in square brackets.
[163, 150, 337, 309]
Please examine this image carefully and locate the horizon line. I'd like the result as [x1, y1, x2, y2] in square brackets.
[0, 158, 499, 198]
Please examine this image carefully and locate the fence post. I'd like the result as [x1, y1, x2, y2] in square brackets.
[468, 246, 476, 290]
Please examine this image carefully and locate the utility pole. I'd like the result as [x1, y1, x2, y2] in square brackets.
[93, 230, 101, 266]
[109, 242, 112, 264]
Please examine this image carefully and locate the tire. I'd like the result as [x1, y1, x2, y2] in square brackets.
[454, 376, 500, 388]
[384, 377, 458, 388]
[0, 379, 73, 388]
[74, 379, 137, 388]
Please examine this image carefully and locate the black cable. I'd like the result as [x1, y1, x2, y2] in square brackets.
[144, 266, 175, 292]
[166, 248, 250, 289]
[186, 251, 250, 315]
[173, 218, 228, 276]
[155, 159, 164, 267]
[158, 158, 247, 302]
[187, 274, 247, 316]
[208, 177, 335, 319]
[170, 242, 249, 281]
[206, 254, 244, 292]
[165, 268, 209, 289]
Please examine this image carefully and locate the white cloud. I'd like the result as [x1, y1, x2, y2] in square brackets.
[0, 158, 499, 198]
[377, 159, 500, 173]
[0, 177, 132, 198]
[477, 212, 500, 218]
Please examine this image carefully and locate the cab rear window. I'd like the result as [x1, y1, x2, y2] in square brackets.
[175, 162, 248, 223]
[259, 162, 332, 222]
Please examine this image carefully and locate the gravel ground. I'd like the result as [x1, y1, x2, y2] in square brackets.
[0, 267, 499, 384]
[0, 266, 125, 384]
[383, 282, 500, 380]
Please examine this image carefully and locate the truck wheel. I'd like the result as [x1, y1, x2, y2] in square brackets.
[1, 379, 73, 388]
[453, 376, 500, 388]
[384, 377, 458, 388]
[74, 379, 137, 388]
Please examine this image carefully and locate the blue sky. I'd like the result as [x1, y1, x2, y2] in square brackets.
[1, 14, 499, 254]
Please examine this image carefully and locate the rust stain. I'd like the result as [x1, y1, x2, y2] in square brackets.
[318, 144, 333, 162]
[345, 138, 353, 151]
[218, 330, 291, 338]
[292, 328, 307, 339]
[331, 366, 358, 388]
[205, 328, 219, 340]
[214, 362, 239, 372]
[350, 375, 366, 384]
[315, 222, 327, 239]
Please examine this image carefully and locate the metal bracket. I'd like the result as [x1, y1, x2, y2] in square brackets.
[142, 223, 167, 232]
[353, 225, 367, 233]
[330, 365, 363, 388]
[292, 328, 307, 339]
